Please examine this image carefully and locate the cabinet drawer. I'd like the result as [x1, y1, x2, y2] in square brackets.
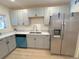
[39, 35, 50, 39]
[27, 35, 37, 38]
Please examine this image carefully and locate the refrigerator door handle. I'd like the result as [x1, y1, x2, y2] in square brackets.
[60, 23, 64, 40]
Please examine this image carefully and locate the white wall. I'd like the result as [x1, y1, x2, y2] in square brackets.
[0, 5, 13, 33]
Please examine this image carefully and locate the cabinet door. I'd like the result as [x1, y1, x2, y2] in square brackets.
[36, 35, 44, 49]
[8, 36, 16, 52]
[43, 35, 50, 49]
[17, 10, 24, 25]
[36, 8, 45, 16]
[27, 35, 35, 48]
[36, 35, 50, 49]
[11, 10, 18, 25]
[44, 15, 50, 25]
[23, 16, 29, 25]
[44, 8, 50, 25]
[23, 10, 29, 25]
[40, 8, 45, 16]
[28, 8, 35, 17]
[0, 39, 8, 59]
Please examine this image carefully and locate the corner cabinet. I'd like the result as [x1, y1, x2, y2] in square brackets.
[27, 35, 50, 49]
[0, 35, 16, 59]
[6, 35, 16, 52]
[10, 9, 29, 26]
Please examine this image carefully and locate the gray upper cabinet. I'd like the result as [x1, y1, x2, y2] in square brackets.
[10, 10, 18, 25]
[23, 10, 29, 25]
[28, 8, 45, 17]
[0, 39, 8, 59]
[17, 10, 29, 25]
[17, 10, 24, 25]
[10, 7, 51, 25]
[36, 8, 45, 16]
[28, 8, 36, 17]
[28, 7, 50, 25]
[10, 9, 29, 26]
[44, 8, 50, 25]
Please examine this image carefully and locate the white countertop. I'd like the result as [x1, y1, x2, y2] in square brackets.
[0, 31, 50, 40]
[0, 32, 15, 39]
[15, 31, 50, 35]
[15, 31, 30, 34]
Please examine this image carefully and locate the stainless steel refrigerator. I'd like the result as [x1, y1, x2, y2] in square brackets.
[50, 13, 79, 56]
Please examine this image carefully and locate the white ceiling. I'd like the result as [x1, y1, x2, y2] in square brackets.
[0, 0, 70, 9]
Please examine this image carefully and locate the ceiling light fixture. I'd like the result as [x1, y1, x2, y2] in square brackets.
[10, 0, 15, 2]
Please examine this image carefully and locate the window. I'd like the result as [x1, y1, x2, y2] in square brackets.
[75, 0, 79, 4]
[0, 15, 5, 29]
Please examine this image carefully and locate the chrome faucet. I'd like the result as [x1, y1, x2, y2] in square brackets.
[33, 25, 38, 32]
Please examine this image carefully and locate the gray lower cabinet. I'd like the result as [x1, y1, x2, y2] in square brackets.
[27, 35, 36, 48]
[0, 39, 8, 59]
[0, 35, 16, 59]
[36, 36, 44, 48]
[27, 35, 49, 49]
[7, 35, 16, 53]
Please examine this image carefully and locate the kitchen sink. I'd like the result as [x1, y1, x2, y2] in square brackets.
[29, 32, 42, 34]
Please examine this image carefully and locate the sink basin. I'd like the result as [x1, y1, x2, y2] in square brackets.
[29, 32, 42, 34]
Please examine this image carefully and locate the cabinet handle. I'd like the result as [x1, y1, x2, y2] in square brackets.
[6, 41, 9, 44]
[34, 38, 36, 40]
[0, 39, 3, 41]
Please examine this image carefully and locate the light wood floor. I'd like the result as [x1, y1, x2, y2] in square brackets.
[5, 48, 74, 59]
